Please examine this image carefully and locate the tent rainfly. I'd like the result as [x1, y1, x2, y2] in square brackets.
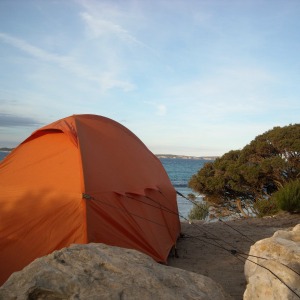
[0, 114, 181, 285]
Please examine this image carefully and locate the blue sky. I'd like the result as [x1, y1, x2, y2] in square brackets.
[0, 0, 299, 156]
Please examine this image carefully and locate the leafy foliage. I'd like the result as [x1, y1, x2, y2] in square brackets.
[189, 124, 300, 204]
[271, 179, 300, 213]
[187, 193, 196, 200]
[253, 198, 279, 217]
[188, 202, 209, 220]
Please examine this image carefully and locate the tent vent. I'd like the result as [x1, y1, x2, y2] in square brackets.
[82, 193, 94, 200]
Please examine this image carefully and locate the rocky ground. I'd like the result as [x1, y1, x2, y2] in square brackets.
[0, 243, 231, 300]
[168, 212, 300, 300]
[1, 211, 298, 300]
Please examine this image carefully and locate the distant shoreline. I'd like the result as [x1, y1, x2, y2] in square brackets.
[156, 154, 218, 160]
[0, 148, 14, 152]
[0, 148, 218, 160]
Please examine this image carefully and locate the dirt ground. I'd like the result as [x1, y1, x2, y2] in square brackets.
[168, 212, 300, 300]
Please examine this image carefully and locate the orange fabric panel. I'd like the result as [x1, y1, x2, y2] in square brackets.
[0, 132, 86, 285]
[87, 190, 180, 263]
[143, 188, 181, 250]
[1, 131, 81, 190]
[86, 191, 174, 262]
[22, 116, 78, 147]
[75, 115, 169, 194]
[73, 115, 180, 262]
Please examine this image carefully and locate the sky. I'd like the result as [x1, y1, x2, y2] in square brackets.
[0, 0, 299, 156]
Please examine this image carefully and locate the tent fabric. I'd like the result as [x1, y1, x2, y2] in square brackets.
[0, 114, 181, 285]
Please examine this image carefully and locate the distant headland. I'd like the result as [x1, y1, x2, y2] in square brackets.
[155, 154, 218, 160]
[0, 147, 14, 152]
[0, 148, 217, 161]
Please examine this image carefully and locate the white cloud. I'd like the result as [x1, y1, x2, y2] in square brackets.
[0, 32, 135, 92]
[165, 65, 277, 119]
[78, 1, 157, 54]
[81, 12, 140, 45]
[0, 113, 42, 127]
[157, 104, 167, 116]
[144, 101, 167, 116]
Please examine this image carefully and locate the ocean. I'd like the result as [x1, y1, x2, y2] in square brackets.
[0, 151, 207, 218]
[0, 151, 9, 161]
[159, 158, 206, 218]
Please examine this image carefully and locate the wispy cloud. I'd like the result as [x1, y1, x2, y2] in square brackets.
[0, 32, 135, 92]
[144, 101, 167, 116]
[165, 65, 277, 119]
[78, 1, 157, 54]
[0, 32, 71, 64]
[156, 104, 167, 116]
[81, 12, 141, 45]
[0, 0, 298, 155]
[0, 113, 42, 127]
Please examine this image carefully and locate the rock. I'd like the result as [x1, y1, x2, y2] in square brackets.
[244, 224, 300, 300]
[0, 243, 231, 300]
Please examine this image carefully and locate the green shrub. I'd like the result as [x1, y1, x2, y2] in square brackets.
[188, 202, 209, 220]
[272, 179, 300, 213]
[253, 198, 279, 217]
[187, 193, 196, 200]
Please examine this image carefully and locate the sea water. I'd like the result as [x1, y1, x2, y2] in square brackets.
[0, 151, 207, 218]
[159, 158, 207, 219]
[0, 151, 9, 161]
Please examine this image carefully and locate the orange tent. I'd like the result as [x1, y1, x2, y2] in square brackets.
[0, 114, 180, 285]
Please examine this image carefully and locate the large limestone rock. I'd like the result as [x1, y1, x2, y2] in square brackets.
[244, 224, 300, 300]
[0, 243, 231, 300]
